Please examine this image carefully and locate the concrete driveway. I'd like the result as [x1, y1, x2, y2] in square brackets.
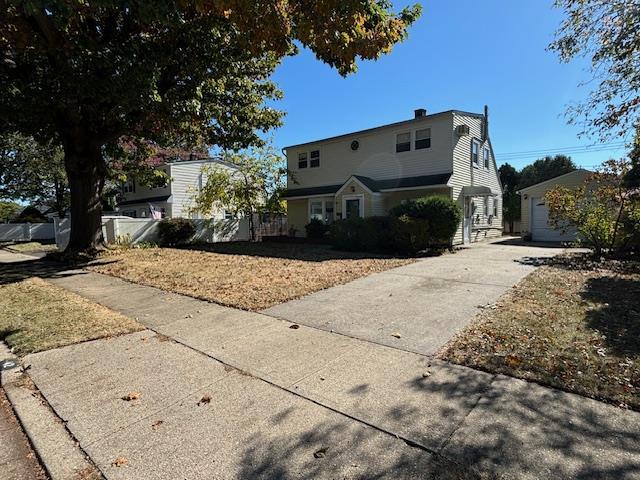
[263, 239, 566, 355]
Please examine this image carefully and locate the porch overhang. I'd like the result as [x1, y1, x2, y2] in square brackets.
[462, 186, 498, 197]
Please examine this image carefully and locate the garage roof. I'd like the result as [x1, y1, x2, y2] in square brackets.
[517, 169, 592, 194]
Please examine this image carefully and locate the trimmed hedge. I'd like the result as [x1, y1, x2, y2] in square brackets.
[304, 218, 329, 239]
[157, 218, 195, 246]
[329, 196, 461, 255]
[389, 196, 461, 248]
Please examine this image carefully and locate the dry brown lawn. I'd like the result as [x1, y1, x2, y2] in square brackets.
[0, 278, 143, 356]
[88, 242, 413, 310]
[439, 256, 640, 410]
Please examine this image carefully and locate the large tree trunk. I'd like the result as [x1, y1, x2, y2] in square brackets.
[63, 141, 106, 253]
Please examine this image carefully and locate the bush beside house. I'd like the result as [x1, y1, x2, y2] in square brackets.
[328, 196, 461, 255]
[304, 218, 330, 239]
[157, 218, 196, 246]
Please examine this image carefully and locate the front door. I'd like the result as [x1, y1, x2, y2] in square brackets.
[463, 197, 471, 244]
[345, 198, 362, 219]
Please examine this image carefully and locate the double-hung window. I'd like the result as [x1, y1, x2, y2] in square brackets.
[483, 146, 490, 169]
[310, 150, 320, 168]
[471, 140, 480, 166]
[493, 198, 499, 217]
[309, 200, 324, 221]
[415, 128, 431, 149]
[123, 180, 135, 193]
[298, 152, 308, 169]
[396, 132, 411, 153]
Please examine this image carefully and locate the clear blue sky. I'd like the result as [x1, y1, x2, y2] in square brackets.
[267, 0, 629, 170]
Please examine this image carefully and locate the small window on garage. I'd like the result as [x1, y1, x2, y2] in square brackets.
[298, 152, 308, 169]
[415, 128, 431, 150]
[396, 132, 411, 153]
[310, 150, 320, 168]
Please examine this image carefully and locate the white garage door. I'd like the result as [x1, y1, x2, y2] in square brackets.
[531, 197, 576, 242]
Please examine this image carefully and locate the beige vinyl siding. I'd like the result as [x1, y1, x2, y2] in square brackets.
[285, 113, 454, 190]
[383, 187, 451, 212]
[451, 114, 503, 244]
[286, 199, 308, 237]
[520, 170, 591, 236]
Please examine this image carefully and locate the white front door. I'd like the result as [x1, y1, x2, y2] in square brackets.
[463, 197, 471, 244]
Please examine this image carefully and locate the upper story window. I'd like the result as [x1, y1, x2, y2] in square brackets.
[298, 152, 308, 169]
[415, 128, 431, 150]
[123, 180, 135, 193]
[471, 140, 480, 166]
[483, 146, 490, 169]
[310, 150, 320, 168]
[396, 132, 411, 153]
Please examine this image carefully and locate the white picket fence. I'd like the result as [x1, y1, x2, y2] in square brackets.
[54, 216, 251, 250]
[0, 223, 55, 242]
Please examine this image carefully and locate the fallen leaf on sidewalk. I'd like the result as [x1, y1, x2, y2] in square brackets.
[314, 447, 328, 459]
[197, 395, 211, 406]
[151, 420, 163, 430]
[390, 332, 401, 339]
[422, 371, 431, 378]
[289, 324, 300, 329]
[121, 392, 141, 401]
[112, 456, 128, 467]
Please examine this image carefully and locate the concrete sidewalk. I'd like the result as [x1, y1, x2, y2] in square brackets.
[35, 268, 640, 479]
[263, 240, 567, 354]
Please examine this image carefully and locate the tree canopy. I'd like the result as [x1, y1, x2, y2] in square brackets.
[549, 0, 640, 139]
[0, 132, 68, 216]
[1, 1, 421, 251]
[518, 155, 577, 189]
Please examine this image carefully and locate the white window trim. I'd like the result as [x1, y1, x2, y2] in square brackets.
[308, 197, 333, 222]
[471, 139, 480, 168]
[414, 127, 432, 150]
[483, 146, 490, 170]
[395, 131, 412, 153]
[342, 194, 364, 219]
[309, 149, 321, 169]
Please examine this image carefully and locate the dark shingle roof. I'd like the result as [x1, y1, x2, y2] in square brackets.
[281, 173, 451, 198]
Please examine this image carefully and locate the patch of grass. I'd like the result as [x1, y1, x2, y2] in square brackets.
[0, 278, 144, 356]
[439, 259, 640, 410]
[7, 242, 58, 253]
[88, 242, 413, 310]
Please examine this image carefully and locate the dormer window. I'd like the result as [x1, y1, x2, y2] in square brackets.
[298, 152, 308, 169]
[415, 128, 431, 150]
[396, 132, 411, 153]
[310, 150, 320, 168]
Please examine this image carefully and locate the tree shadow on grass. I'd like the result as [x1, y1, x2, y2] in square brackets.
[581, 276, 640, 356]
[182, 241, 415, 262]
[0, 256, 118, 287]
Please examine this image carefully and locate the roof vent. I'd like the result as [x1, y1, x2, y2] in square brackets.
[414, 108, 427, 119]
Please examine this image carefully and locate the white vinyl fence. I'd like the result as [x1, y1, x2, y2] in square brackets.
[0, 223, 55, 242]
[55, 216, 250, 250]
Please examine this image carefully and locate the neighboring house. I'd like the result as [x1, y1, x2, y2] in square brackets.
[116, 158, 236, 219]
[518, 169, 591, 242]
[282, 107, 503, 244]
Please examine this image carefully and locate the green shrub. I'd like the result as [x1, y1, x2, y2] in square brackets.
[304, 218, 329, 239]
[329, 218, 365, 251]
[329, 216, 430, 255]
[157, 218, 195, 246]
[389, 196, 461, 247]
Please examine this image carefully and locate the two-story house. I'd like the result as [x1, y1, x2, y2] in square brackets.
[282, 107, 503, 244]
[116, 157, 235, 219]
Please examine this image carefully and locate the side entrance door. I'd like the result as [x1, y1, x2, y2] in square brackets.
[463, 197, 471, 244]
[343, 195, 363, 219]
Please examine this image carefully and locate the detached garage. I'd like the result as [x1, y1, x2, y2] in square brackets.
[519, 169, 591, 242]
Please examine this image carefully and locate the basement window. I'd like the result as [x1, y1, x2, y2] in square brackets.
[298, 152, 308, 169]
[396, 132, 411, 153]
[415, 128, 431, 150]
